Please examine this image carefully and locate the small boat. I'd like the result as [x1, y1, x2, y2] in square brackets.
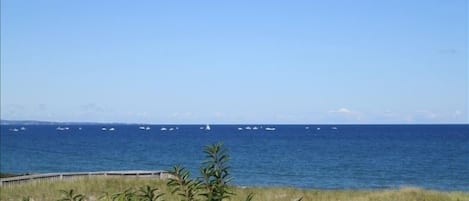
[20, 127, 26, 131]
[140, 126, 151, 131]
[305, 126, 310, 130]
[316, 127, 321, 130]
[199, 126, 204, 130]
[169, 128, 174, 131]
[245, 126, 252, 130]
[238, 127, 243, 131]
[9, 128, 19, 132]
[109, 128, 115, 131]
[78, 127, 82, 130]
[101, 127, 107, 131]
[331, 127, 338, 130]
[205, 124, 211, 131]
[265, 127, 276, 131]
[56, 127, 69, 131]
[160, 127, 167, 131]
[253, 126, 259, 130]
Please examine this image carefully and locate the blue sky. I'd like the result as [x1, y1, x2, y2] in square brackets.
[1, 0, 467, 124]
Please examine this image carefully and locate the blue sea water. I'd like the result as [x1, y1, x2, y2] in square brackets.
[1, 124, 468, 190]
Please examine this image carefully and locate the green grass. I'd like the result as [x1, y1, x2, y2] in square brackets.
[1, 177, 468, 201]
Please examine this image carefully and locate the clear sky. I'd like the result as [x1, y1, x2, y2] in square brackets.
[1, 0, 468, 124]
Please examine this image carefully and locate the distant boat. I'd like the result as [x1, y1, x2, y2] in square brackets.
[169, 128, 174, 131]
[265, 127, 276, 131]
[101, 127, 107, 131]
[9, 128, 19, 132]
[331, 127, 338, 130]
[56, 126, 69, 131]
[160, 127, 167, 131]
[199, 126, 204, 130]
[253, 126, 259, 130]
[20, 127, 26, 131]
[140, 126, 151, 131]
[305, 126, 310, 130]
[245, 126, 252, 130]
[109, 128, 115, 131]
[205, 124, 211, 131]
[238, 127, 243, 131]
[78, 127, 82, 130]
[316, 127, 321, 130]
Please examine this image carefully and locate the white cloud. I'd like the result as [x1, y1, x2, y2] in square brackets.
[328, 107, 363, 121]
[329, 108, 353, 114]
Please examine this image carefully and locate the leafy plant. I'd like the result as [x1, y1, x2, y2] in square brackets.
[137, 185, 164, 201]
[56, 189, 86, 201]
[167, 165, 201, 201]
[112, 188, 137, 201]
[199, 143, 233, 201]
[244, 193, 254, 201]
[99, 192, 113, 201]
[168, 143, 244, 201]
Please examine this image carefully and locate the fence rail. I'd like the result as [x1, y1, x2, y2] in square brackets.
[0, 170, 169, 186]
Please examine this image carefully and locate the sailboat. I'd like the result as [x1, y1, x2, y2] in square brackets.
[265, 127, 276, 131]
[205, 124, 211, 131]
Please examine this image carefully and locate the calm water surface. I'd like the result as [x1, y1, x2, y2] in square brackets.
[1, 124, 468, 190]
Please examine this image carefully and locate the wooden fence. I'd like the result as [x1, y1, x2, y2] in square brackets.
[0, 170, 169, 186]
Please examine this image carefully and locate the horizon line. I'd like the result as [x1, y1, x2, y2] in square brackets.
[1, 119, 468, 126]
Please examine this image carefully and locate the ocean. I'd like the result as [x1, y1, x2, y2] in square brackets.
[1, 124, 468, 190]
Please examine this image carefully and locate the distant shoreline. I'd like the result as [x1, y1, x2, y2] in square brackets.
[1, 119, 468, 126]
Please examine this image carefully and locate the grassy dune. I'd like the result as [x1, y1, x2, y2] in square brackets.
[1, 177, 468, 201]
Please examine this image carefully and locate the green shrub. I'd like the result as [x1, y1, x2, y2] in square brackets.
[56, 189, 86, 201]
[137, 185, 164, 201]
[167, 142, 243, 201]
[167, 165, 201, 201]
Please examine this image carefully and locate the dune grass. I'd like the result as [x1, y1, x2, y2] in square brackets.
[1, 177, 468, 201]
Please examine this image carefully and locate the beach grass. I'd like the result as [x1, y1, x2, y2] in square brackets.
[1, 177, 468, 201]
